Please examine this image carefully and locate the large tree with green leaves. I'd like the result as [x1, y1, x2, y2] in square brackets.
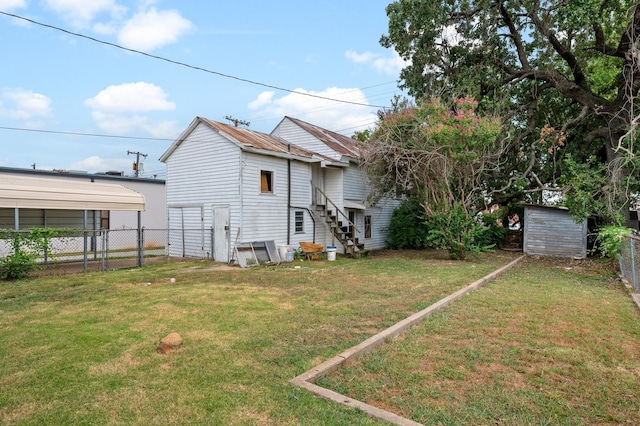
[380, 0, 640, 224]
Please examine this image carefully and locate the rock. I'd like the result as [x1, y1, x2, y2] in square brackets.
[169, 278, 176, 283]
[156, 332, 183, 354]
[156, 342, 173, 354]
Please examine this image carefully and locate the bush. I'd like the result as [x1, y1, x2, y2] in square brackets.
[427, 202, 500, 260]
[476, 210, 507, 249]
[0, 235, 37, 280]
[593, 225, 631, 261]
[386, 199, 438, 250]
[0, 228, 63, 281]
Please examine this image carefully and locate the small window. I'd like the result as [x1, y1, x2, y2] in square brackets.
[365, 215, 372, 238]
[295, 210, 304, 233]
[260, 170, 273, 193]
[100, 210, 110, 230]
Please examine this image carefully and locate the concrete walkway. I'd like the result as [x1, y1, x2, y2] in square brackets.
[290, 255, 526, 426]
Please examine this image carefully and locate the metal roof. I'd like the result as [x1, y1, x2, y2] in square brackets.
[0, 174, 146, 211]
[281, 116, 361, 158]
[160, 117, 329, 163]
[200, 118, 318, 158]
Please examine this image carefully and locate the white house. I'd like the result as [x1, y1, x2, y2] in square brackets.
[159, 117, 397, 262]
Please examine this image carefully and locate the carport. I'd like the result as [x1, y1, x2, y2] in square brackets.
[0, 173, 146, 268]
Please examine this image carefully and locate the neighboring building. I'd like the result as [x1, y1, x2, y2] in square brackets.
[0, 167, 165, 231]
[159, 117, 398, 262]
[522, 204, 587, 259]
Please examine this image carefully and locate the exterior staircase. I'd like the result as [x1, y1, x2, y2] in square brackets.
[314, 187, 365, 258]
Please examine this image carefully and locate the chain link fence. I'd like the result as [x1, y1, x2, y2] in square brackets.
[619, 234, 640, 291]
[0, 228, 184, 274]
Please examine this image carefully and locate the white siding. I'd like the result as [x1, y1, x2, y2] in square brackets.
[240, 152, 290, 244]
[164, 123, 242, 258]
[288, 161, 315, 247]
[109, 180, 165, 230]
[272, 118, 341, 160]
[364, 198, 399, 250]
[343, 164, 367, 200]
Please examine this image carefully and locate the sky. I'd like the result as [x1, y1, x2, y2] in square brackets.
[0, 0, 407, 179]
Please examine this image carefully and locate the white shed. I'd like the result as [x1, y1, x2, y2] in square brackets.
[523, 204, 588, 259]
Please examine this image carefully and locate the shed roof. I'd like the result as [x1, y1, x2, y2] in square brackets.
[0, 174, 146, 211]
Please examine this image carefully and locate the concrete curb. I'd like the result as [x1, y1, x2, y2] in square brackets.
[290, 254, 526, 426]
[617, 274, 640, 311]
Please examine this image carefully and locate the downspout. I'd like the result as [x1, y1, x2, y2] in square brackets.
[287, 144, 291, 245]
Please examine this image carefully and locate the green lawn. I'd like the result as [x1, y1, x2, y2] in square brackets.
[1, 251, 638, 425]
[318, 256, 640, 425]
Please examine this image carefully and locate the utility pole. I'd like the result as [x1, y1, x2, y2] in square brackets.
[127, 150, 147, 177]
[225, 116, 250, 128]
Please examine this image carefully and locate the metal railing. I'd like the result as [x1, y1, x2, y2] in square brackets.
[619, 234, 640, 291]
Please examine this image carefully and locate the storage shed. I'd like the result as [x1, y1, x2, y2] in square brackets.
[523, 204, 587, 259]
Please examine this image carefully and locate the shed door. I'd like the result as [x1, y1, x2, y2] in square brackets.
[212, 205, 230, 262]
[168, 206, 204, 258]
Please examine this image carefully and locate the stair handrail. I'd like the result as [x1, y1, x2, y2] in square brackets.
[315, 187, 361, 235]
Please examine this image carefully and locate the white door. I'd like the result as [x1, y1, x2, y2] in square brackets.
[213, 205, 230, 262]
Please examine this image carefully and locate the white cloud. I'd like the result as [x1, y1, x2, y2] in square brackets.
[345, 49, 408, 76]
[248, 91, 275, 110]
[89, 111, 181, 138]
[43, 0, 127, 28]
[85, 82, 180, 137]
[0, 88, 52, 120]
[345, 50, 377, 64]
[0, 0, 26, 10]
[85, 82, 175, 113]
[248, 87, 377, 135]
[69, 155, 133, 173]
[117, 7, 193, 51]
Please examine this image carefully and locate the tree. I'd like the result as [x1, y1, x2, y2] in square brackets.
[381, 0, 640, 225]
[360, 96, 503, 259]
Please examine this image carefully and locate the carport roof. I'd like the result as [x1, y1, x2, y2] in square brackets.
[0, 173, 146, 211]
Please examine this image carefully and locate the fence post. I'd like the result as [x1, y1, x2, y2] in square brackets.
[139, 227, 145, 267]
[101, 231, 106, 272]
[83, 210, 89, 272]
[105, 230, 110, 271]
[630, 237, 638, 291]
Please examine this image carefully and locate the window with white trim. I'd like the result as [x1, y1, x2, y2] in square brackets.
[260, 170, 273, 193]
[365, 215, 372, 238]
[295, 210, 304, 233]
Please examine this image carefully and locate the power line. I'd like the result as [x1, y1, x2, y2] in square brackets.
[0, 10, 388, 109]
[0, 126, 174, 141]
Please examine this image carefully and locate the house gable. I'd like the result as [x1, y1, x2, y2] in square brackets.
[271, 116, 359, 163]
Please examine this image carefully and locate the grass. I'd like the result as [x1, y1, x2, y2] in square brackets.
[1, 251, 638, 425]
[317, 256, 640, 425]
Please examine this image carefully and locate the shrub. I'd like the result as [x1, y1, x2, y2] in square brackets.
[386, 199, 438, 250]
[476, 209, 507, 249]
[593, 225, 631, 261]
[0, 228, 63, 281]
[0, 235, 37, 280]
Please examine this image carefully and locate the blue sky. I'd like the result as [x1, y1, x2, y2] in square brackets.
[0, 0, 407, 179]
